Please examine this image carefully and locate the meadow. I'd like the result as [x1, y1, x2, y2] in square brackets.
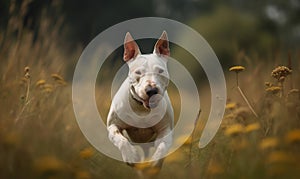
[1, 1, 300, 179]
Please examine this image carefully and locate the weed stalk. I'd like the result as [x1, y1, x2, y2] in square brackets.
[15, 67, 31, 123]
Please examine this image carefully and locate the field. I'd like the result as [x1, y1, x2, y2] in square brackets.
[1, 2, 300, 179]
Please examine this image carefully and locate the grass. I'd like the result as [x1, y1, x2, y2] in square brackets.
[1, 1, 300, 179]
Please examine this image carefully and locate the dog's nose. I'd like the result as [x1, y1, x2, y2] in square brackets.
[145, 86, 158, 97]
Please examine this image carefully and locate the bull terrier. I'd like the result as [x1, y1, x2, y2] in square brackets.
[107, 31, 174, 173]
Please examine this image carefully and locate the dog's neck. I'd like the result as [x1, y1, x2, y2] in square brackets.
[129, 86, 152, 114]
[130, 86, 143, 105]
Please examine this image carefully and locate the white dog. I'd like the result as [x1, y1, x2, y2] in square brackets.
[107, 31, 174, 171]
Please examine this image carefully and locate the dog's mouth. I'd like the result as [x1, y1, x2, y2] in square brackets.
[130, 86, 162, 109]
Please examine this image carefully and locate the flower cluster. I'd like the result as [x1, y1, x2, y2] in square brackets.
[271, 66, 292, 81]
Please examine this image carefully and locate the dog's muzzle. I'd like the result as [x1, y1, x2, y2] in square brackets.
[145, 86, 158, 98]
[128, 73, 168, 109]
[130, 85, 162, 109]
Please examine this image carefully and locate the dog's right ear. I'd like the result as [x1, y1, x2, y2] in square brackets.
[123, 32, 141, 62]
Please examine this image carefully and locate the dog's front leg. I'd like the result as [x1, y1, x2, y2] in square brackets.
[151, 126, 172, 167]
[107, 124, 140, 164]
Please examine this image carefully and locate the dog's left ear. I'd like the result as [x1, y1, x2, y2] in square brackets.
[153, 31, 170, 57]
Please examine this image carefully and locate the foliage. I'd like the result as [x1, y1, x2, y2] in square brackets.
[1, 1, 300, 179]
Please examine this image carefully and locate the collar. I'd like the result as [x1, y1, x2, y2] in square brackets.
[130, 85, 144, 106]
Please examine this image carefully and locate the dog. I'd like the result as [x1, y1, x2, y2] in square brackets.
[107, 31, 174, 173]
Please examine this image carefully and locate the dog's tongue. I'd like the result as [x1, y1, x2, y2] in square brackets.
[144, 95, 160, 109]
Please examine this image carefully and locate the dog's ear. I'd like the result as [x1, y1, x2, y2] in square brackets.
[123, 32, 141, 62]
[153, 31, 170, 57]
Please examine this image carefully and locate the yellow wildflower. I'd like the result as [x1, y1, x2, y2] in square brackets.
[43, 88, 53, 93]
[264, 82, 272, 87]
[44, 84, 53, 90]
[34, 156, 65, 174]
[224, 124, 244, 136]
[259, 137, 279, 150]
[271, 66, 292, 81]
[36, 79, 46, 87]
[134, 162, 161, 176]
[265, 86, 281, 94]
[244, 122, 260, 133]
[75, 170, 91, 179]
[56, 79, 67, 85]
[266, 151, 293, 164]
[43, 84, 54, 93]
[285, 129, 300, 144]
[79, 147, 95, 159]
[51, 73, 64, 81]
[287, 89, 299, 98]
[225, 102, 237, 110]
[229, 66, 245, 73]
[51, 74, 67, 86]
[224, 113, 236, 120]
[288, 88, 299, 94]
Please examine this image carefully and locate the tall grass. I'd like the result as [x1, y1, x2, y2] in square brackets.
[1, 1, 300, 179]
[0, 1, 97, 178]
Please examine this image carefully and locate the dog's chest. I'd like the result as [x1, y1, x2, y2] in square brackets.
[124, 127, 157, 143]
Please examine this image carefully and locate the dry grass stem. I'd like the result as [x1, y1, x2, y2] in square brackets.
[185, 109, 201, 167]
[230, 66, 258, 118]
[237, 86, 258, 118]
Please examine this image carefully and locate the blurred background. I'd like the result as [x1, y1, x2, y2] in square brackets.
[1, 0, 300, 75]
[1, 0, 300, 178]
[1, 0, 300, 63]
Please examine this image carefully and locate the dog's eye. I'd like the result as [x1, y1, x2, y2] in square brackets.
[135, 70, 142, 75]
[158, 69, 164, 74]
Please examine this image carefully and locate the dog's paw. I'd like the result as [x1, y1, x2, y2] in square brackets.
[120, 141, 140, 163]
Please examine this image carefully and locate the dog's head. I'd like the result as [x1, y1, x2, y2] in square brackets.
[123, 31, 170, 109]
